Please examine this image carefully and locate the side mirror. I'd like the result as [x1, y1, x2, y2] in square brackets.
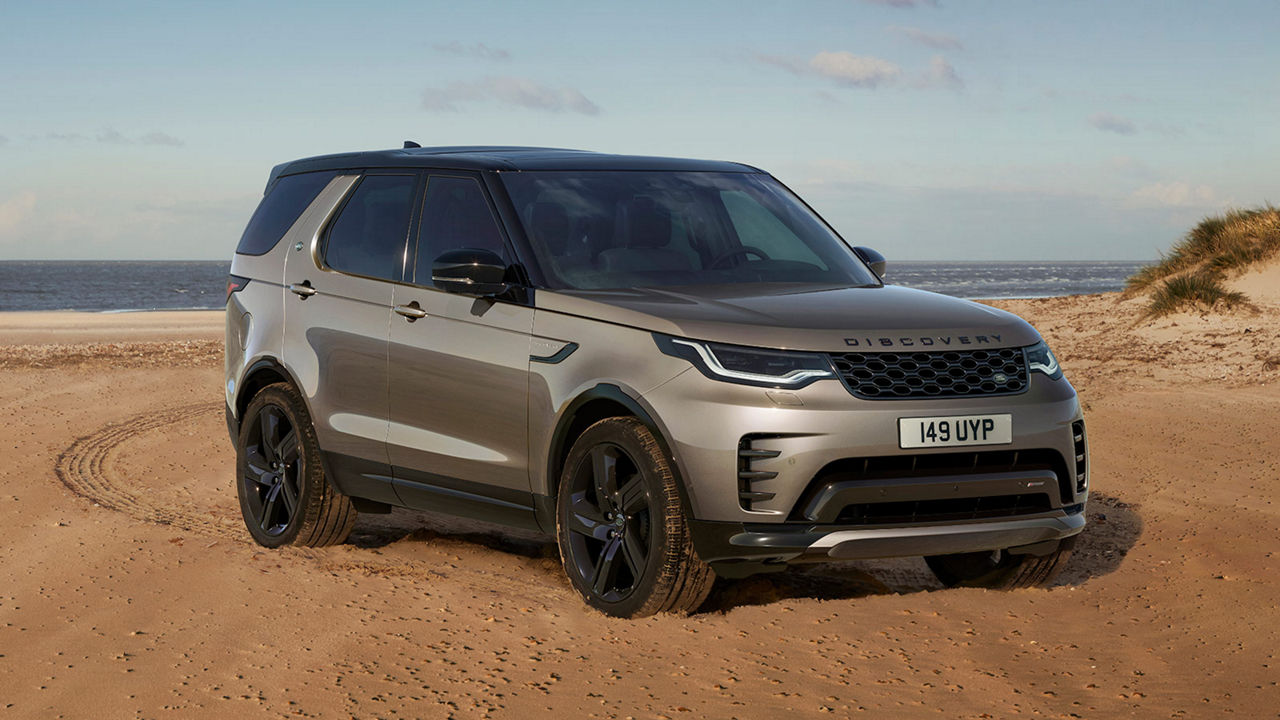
[431, 248, 509, 296]
[853, 246, 887, 278]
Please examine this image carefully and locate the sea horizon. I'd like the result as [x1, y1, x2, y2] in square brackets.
[0, 259, 1150, 312]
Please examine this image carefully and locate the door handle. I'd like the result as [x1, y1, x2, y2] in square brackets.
[289, 282, 317, 298]
[393, 302, 428, 321]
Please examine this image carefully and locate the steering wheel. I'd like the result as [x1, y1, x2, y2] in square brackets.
[708, 245, 771, 269]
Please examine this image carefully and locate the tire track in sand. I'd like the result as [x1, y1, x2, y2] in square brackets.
[52, 404, 572, 605]
[54, 402, 236, 539]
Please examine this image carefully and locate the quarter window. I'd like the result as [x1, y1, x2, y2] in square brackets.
[415, 176, 508, 283]
[236, 171, 337, 256]
[324, 174, 417, 281]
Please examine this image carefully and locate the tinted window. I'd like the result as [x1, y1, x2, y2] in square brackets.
[235, 171, 337, 256]
[415, 176, 508, 283]
[501, 171, 878, 290]
[721, 190, 826, 269]
[324, 174, 417, 281]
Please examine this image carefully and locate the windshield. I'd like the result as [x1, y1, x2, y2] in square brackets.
[500, 171, 880, 290]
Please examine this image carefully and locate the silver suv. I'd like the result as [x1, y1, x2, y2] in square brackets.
[225, 145, 1087, 617]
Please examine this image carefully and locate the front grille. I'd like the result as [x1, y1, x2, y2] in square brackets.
[828, 347, 1028, 400]
[835, 493, 1053, 525]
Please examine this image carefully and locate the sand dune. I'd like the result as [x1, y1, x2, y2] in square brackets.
[0, 294, 1277, 718]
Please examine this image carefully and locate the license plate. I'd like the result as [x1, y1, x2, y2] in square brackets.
[898, 414, 1012, 449]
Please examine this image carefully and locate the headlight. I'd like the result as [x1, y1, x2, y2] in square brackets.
[1025, 340, 1062, 380]
[654, 334, 835, 388]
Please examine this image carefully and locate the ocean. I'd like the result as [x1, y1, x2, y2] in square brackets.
[0, 260, 1147, 313]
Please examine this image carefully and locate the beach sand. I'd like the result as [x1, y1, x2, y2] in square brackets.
[1, 280, 1277, 718]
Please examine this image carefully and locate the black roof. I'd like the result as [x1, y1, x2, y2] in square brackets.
[270, 146, 761, 182]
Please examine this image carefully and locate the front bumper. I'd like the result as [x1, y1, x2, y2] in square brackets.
[644, 366, 1087, 525]
[691, 508, 1086, 577]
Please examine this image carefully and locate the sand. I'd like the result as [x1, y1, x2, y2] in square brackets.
[1, 281, 1278, 718]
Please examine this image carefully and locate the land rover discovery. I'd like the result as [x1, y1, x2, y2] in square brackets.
[224, 145, 1087, 617]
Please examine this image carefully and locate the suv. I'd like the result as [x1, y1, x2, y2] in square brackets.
[225, 145, 1087, 617]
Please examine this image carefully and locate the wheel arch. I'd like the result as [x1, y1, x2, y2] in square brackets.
[540, 383, 698, 531]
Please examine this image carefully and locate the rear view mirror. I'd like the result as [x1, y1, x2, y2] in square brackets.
[432, 249, 509, 296]
[854, 246, 887, 278]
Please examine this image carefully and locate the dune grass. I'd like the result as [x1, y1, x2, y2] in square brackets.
[1143, 273, 1248, 318]
[1129, 205, 1280, 317]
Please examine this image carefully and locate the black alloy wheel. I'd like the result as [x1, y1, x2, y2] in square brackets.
[235, 382, 356, 548]
[556, 417, 716, 617]
[563, 442, 654, 603]
[242, 404, 301, 537]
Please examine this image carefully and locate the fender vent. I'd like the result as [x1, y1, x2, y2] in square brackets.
[738, 435, 780, 510]
[1072, 420, 1087, 492]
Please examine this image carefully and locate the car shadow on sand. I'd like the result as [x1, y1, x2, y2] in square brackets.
[338, 491, 1142, 613]
[704, 491, 1143, 612]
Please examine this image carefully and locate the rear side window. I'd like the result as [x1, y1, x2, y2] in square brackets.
[415, 176, 508, 283]
[235, 171, 337, 256]
[323, 174, 417, 281]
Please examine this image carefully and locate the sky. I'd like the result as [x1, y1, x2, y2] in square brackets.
[0, 0, 1276, 261]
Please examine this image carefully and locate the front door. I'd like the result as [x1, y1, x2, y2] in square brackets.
[386, 173, 536, 526]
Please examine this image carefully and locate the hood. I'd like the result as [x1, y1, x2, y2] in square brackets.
[536, 284, 1041, 351]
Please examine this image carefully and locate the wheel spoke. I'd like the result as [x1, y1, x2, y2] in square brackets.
[590, 536, 623, 595]
[618, 474, 648, 514]
[566, 493, 611, 541]
[259, 483, 281, 531]
[279, 476, 298, 515]
[259, 410, 280, 463]
[590, 446, 619, 504]
[621, 532, 646, 579]
[274, 428, 298, 465]
[244, 450, 274, 487]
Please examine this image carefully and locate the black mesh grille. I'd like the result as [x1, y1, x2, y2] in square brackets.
[828, 347, 1028, 399]
[835, 493, 1053, 525]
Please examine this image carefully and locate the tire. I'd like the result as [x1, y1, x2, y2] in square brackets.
[925, 534, 1078, 589]
[235, 382, 356, 548]
[555, 417, 715, 618]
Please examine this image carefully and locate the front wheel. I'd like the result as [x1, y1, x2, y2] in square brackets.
[925, 535, 1078, 589]
[556, 417, 715, 618]
[235, 382, 356, 548]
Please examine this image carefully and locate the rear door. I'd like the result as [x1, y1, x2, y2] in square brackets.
[386, 172, 536, 527]
[282, 171, 422, 503]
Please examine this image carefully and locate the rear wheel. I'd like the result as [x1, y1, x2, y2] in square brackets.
[556, 417, 715, 618]
[236, 383, 356, 548]
[925, 535, 1078, 589]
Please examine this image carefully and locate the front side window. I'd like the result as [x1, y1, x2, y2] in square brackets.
[414, 175, 509, 284]
[500, 171, 878, 290]
[323, 174, 417, 281]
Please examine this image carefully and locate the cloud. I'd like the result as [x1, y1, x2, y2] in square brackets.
[43, 128, 185, 146]
[423, 76, 600, 115]
[1090, 113, 1138, 135]
[759, 50, 960, 91]
[754, 53, 808, 75]
[891, 26, 962, 50]
[96, 128, 130, 144]
[0, 191, 36, 234]
[916, 55, 963, 89]
[139, 131, 185, 147]
[809, 51, 903, 88]
[0, 135, 7, 146]
[862, 0, 939, 7]
[1128, 181, 1217, 208]
[432, 41, 510, 61]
